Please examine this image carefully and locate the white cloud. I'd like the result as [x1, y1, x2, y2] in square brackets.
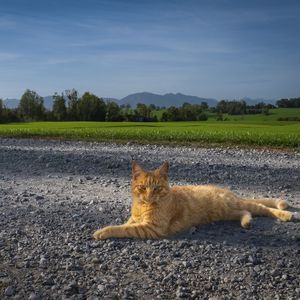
[0, 16, 16, 29]
[0, 52, 20, 61]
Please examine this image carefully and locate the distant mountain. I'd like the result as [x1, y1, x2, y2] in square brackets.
[4, 96, 54, 110]
[3, 93, 278, 110]
[3, 96, 120, 111]
[104, 97, 119, 102]
[241, 97, 277, 106]
[119, 92, 218, 108]
[3, 98, 19, 109]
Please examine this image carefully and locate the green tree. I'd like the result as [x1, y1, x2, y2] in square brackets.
[135, 103, 152, 119]
[216, 112, 224, 121]
[276, 98, 289, 108]
[216, 100, 227, 113]
[179, 103, 204, 121]
[227, 100, 246, 115]
[65, 89, 79, 120]
[277, 98, 300, 108]
[162, 106, 181, 121]
[216, 100, 246, 115]
[52, 93, 67, 121]
[105, 101, 121, 121]
[0, 99, 3, 122]
[262, 107, 270, 115]
[77, 92, 106, 121]
[198, 112, 208, 121]
[200, 102, 208, 110]
[18, 89, 45, 121]
[120, 104, 134, 121]
[0, 108, 19, 123]
[149, 104, 157, 110]
[180, 103, 194, 120]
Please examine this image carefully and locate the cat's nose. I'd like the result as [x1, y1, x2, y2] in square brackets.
[146, 189, 153, 198]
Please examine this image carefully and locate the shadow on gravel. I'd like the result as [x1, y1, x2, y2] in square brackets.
[90, 203, 300, 248]
[170, 220, 300, 248]
[0, 147, 299, 192]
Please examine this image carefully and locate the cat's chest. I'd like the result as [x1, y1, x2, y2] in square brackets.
[133, 203, 158, 221]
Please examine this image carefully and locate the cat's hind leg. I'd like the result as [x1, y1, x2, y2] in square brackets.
[241, 202, 293, 221]
[245, 198, 288, 210]
[227, 210, 252, 229]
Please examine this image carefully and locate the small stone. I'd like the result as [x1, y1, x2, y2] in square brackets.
[43, 277, 55, 286]
[28, 293, 42, 300]
[0, 277, 12, 286]
[87, 296, 100, 300]
[91, 257, 100, 264]
[64, 281, 79, 296]
[253, 266, 260, 273]
[39, 256, 47, 268]
[130, 254, 139, 261]
[97, 284, 105, 293]
[100, 264, 108, 272]
[270, 269, 280, 277]
[178, 241, 188, 248]
[162, 273, 174, 282]
[4, 286, 15, 297]
[122, 287, 134, 299]
[176, 286, 188, 298]
[248, 255, 254, 263]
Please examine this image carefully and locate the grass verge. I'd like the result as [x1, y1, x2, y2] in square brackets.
[0, 120, 299, 149]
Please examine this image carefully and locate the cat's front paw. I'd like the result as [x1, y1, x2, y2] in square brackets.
[93, 227, 112, 240]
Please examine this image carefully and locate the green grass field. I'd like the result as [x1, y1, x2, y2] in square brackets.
[0, 108, 299, 148]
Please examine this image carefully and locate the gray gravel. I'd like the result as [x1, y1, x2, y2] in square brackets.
[0, 138, 299, 300]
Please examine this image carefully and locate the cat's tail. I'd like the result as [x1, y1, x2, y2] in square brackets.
[238, 199, 293, 222]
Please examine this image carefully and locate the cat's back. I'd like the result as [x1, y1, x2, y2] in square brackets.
[168, 184, 236, 226]
[170, 184, 236, 204]
[171, 184, 224, 196]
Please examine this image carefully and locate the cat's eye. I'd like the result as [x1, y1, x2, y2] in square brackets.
[137, 185, 146, 192]
[153, 185, 162, 191]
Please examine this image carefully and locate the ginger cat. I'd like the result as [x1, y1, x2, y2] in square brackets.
[93, 161, 294, 240]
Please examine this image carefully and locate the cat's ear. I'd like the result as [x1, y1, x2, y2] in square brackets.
[132, 160, 144, 178]
[158, 161, 169, 178]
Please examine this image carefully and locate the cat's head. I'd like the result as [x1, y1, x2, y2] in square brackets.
[131, 161, 170, 203]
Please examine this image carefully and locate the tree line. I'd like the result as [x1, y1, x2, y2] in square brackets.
[276, 97, 300, 108]
[0, 89, 299, 123]
[215, 100, 275, 116]
[0, 89, 210, 123]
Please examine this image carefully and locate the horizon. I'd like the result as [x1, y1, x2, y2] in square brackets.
[3, 90, 281, 102]
[1, 0, 300, 100]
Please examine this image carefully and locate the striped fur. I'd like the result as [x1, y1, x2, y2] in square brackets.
[93, 161, 294, 240]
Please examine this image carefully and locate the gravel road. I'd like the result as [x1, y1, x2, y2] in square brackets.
[0, 138, 299, 300]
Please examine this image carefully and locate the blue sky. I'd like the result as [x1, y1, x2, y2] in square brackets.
[1, 0, 300, 100]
